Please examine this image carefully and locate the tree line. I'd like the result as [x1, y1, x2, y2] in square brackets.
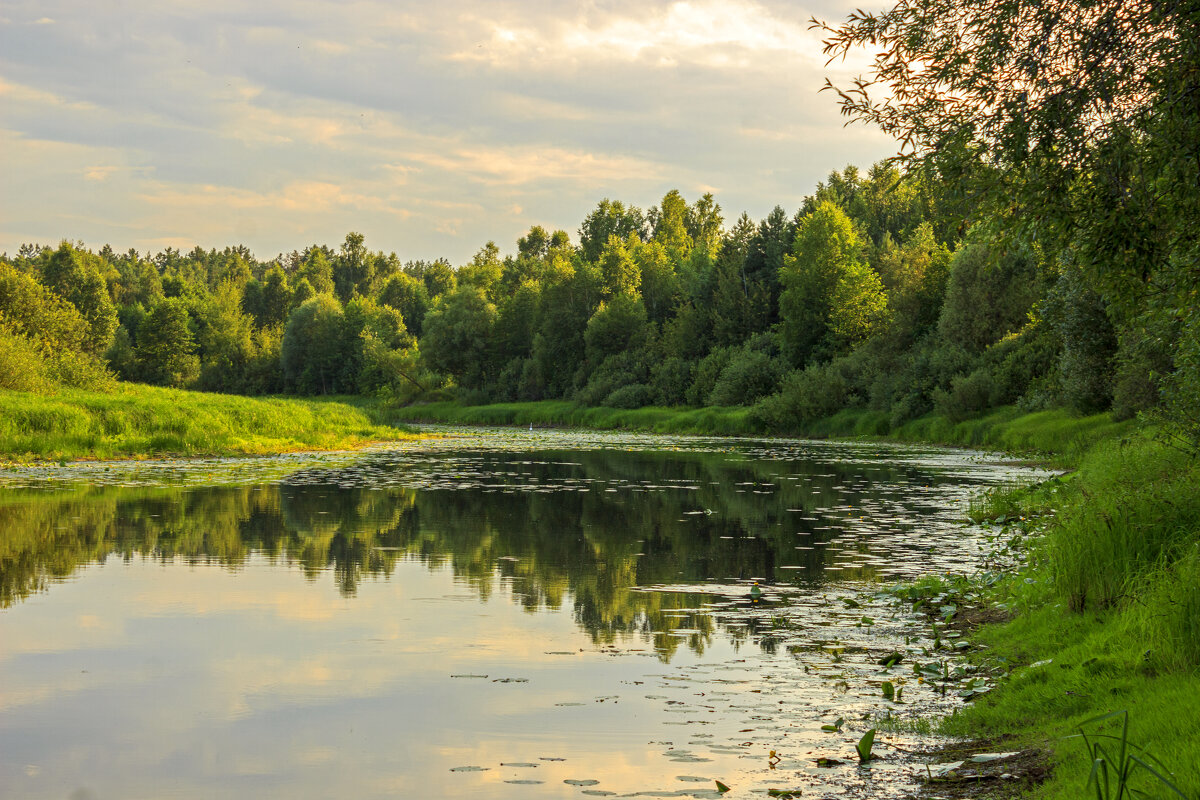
[0, 152, 1189, 439]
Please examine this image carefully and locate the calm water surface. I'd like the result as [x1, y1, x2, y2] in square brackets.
[0, 428, 1044, 799]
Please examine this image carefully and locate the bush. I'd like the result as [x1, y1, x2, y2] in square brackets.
[575, 352, 647, 406]
[868, 336, 976, 423]
[933, 368, 993, 422]
[708, 348, 782, 406]
[753, 361, 852, 432]
[686, 347, 732, 406]
[0, 329, 53, 392]
[650, 357, 693, 406]
[604, 383, 654, 409]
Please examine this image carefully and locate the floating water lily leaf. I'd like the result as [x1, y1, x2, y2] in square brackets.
[820, 717, 845, 732]
[877, 652, 904, 668]
[841, 598, 861, 609]
[676, 776, 710, 782]
[926, 760, 965, 779]
[500, 762, 539, 767]
[814, 757, 844, 767]
[767, 790, 801, 799]
[450, 674, 488, 679]
[565, 779, 600, 786]
[505, 779, 544, 784]
[581, 791, 617, 797]
[450, 765, 488, 772]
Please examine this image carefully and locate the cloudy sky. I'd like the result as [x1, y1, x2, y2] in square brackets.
[0, 0, 895, 265]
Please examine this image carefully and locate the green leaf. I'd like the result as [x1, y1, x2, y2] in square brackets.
[856, 728, 876, 762]
[715, 781, 731, 794]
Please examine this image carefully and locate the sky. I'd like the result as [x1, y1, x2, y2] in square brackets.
[0, 0, 896, 265]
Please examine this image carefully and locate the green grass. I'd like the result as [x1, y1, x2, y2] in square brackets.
[0, 384, 416, 461]
[940, 599, 1200, 798]
[939, 433, 1200, 799]
[394, 400, 1136, 462]
[394, 400, 761, 435]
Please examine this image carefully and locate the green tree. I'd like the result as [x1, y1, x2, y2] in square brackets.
[42, 243, 118, 355]
[584, 293, 649, 365]
[579, 200, 647, 263]
[0, 262, 90, 355]
[296, 248, 335, 296]
[333, 232, 374, 301]
[779, 202, 885, 365]
[597, 234, 641, 298]
[281, 295, 347, 394]
[420, 286, 497, 391]
[650, 190, 694, 265]
[458, 242, 504, 302]
[817, 0, 1200, 441]
[137, 298, 199, 387]
[378, 273, 429, 337]
[937, 235, 1041, 353]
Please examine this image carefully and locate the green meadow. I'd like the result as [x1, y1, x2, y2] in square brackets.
[0, 384, 414, 462]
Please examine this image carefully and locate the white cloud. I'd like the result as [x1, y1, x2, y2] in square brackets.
[451, 0, 830, 70]
[0, 0, 897, 261]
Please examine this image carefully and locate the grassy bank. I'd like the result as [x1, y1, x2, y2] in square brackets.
[936, 436, 1200, 798]
[0, 384, 415, 461]
[393, 399, 1136, 462]
[392, 400, 761, 436]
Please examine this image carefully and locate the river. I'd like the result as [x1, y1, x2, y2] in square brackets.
[0, 427, 1045, 799]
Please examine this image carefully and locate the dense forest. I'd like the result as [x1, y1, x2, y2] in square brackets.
[3, 0, 1197, 450]
[0, 153, 1192, 443]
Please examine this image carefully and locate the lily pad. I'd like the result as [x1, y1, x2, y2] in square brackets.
[926, 760, 965, 779]
[970, 751, 1021, 762]
[450, 765, 488, 772]
[565, 779, 601, 786]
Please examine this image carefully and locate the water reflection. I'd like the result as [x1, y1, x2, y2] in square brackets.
[2, 435, 1025, 655]
[0, 432, 1042, 800]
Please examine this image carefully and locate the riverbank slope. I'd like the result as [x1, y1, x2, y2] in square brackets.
[0, 385, 415, 461]
[934, 435, 1200, 799]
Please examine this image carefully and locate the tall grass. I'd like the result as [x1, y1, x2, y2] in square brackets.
[1045, 438, 1200, 613]
[0, 384, 414, 461]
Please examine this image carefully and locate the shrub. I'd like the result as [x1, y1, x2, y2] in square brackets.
[650, 357, 693, 406]
[0, 329, 53, 392]
[686, 347, 732, 406]
[604, 383, 654, 409]
[708, 348, 782, 406]
[933, 368, 993, 422]
[753, 361, 852, 432]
